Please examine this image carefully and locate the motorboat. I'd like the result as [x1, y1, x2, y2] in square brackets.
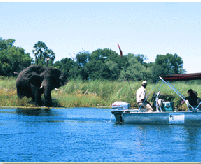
[111, 73, 201, 125]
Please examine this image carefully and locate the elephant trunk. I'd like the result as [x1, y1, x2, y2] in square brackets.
[30, 84, 41, 106]
[44, 76, 52, 107]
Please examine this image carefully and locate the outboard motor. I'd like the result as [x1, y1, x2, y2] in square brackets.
[111, 110, 124, 124]
[111, 102, 130, 124]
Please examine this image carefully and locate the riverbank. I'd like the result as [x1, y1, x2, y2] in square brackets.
[1, 76, 201, 110]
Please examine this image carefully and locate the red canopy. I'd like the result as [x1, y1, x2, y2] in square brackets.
[161, 73, 201, 81]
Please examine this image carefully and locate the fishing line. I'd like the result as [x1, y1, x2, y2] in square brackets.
[160, 77, 195, 111]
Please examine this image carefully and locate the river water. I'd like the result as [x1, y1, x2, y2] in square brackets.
[0, 107, 201, 162]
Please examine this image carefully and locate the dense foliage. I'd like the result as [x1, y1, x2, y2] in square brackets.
[0, 37, 185, 82]
[0, 38, 32, 76]
[54, 49, 185, 82]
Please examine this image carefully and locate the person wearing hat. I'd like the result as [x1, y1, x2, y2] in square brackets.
[136, 81, 153, 113]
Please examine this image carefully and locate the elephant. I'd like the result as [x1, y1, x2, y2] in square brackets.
[16, 65, 67, 106]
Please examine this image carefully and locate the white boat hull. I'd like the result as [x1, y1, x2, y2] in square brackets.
[111, 109, 201, 125]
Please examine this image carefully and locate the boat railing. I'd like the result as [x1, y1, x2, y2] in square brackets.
[160, 76, 201, 112]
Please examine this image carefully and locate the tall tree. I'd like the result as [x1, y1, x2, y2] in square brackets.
[32, 41, 55, 66]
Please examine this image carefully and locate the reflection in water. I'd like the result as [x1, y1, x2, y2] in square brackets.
[16, 108, 52, 116]
[0, 110, 16, 114]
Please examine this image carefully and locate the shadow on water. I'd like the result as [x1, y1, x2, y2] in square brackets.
[0, 107, 114, 125]
[16, 108, 53, 116]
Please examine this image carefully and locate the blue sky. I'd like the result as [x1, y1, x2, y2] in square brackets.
[1, 2, 201, 73]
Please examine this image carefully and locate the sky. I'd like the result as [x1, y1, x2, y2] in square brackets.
[1, 2, 201, 73]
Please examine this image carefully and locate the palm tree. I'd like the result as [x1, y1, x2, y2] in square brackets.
[32, 41, 55, 66]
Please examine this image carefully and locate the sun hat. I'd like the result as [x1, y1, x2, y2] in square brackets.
[142, 81, 147, 85]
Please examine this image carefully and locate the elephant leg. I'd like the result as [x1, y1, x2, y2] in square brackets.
[30, 84, 41, 106]
[44, 88, 52, 107]
[17, 86, 22, 98]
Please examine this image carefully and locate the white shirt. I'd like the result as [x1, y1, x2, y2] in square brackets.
[137, 86, 146, 103]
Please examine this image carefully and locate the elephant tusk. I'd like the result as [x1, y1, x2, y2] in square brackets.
[55, 88, 59, 90]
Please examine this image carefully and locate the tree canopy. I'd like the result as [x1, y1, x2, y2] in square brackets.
[155, 53, 184, 75]
[0, 37, 186, 82]
[0, 37, 32, 76]
[32, 41, 55, 67]
[53, 49, 185, 82]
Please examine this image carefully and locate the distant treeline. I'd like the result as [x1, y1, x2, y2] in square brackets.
[0, 37, 185, 82]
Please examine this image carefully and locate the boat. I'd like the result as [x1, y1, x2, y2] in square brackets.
[111, 73, 201, 125]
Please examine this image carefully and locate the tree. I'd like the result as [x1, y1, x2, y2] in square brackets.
[148, 62, 164, 82]
[85, 59, 104, 80]
[85, 48, 122, 80]
[155, 53, 185, 75]
[54, 58, 77, 79]
[75, 51, 90, 80]
[76, 51, 90, 67]
[32, 41, 55, 66]
[119, 54, 151, 81]
[0, 38, 15, 51]
[0, 38, 32, 76]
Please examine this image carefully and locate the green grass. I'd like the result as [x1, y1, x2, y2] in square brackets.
[1, 76, 201, 110]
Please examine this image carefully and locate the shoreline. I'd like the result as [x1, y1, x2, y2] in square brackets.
[1, 78, 201, 111]
[0, 105, 111, 109]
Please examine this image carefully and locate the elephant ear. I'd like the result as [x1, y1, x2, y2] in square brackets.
[30, 73, 42, 88]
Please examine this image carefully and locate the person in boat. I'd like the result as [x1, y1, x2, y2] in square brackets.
[193, 91, 201, 108]
[137, 81, 153, 113]
[181, 89, 198, 110]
